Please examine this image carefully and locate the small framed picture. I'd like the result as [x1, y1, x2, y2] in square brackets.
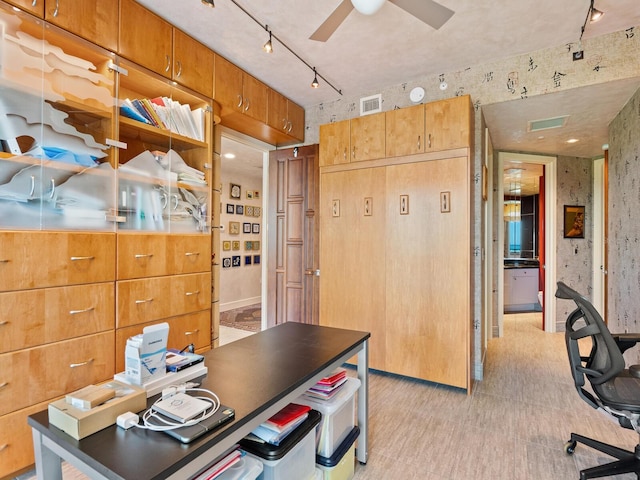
[254, 191, 260, 200]
[253, 206, 261, 217]
[232, 255, 241, 267]
[236, 205, 244, 215]
[564, 205, 585, 238]
[246, 190, 254, 199]
[245, 206, 254, 216]
[243, 222, 251, 233]
[226, 204, 234, 214]
[252, 223, 260, 234]
[229, 221, 240, 235]
[253, 255, 260, 265]
[222, 241, 231, 251]
[252, 241, 260, 251]
[245, 241, 253, 251]
[230, 183, 241, 199]
[244, 255, 252, 265]
[222, 257, 231, 268]
[232, 241, 240, 251]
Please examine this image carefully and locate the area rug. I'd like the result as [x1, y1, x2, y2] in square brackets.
[219, 304, 261, 332]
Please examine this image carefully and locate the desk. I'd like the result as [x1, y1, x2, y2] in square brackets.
[28, 323, 370, 480]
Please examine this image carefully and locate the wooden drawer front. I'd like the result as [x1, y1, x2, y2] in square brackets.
[115, 310, 211, 373]
[117, 273, 210, 328]
[0, 232, 115, 291]
[168, 235, 211, 274]
[117, 234, 168, 280]
[0, 282, 115, 354]
[0, 400, 50, 478]
[0, 332, 115, 416]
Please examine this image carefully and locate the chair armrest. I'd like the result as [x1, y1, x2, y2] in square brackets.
[612, 333, 640, 354]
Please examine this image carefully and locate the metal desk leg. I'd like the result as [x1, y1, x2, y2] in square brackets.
[32, 429, 62, 480]
[356, 339, 368, 464]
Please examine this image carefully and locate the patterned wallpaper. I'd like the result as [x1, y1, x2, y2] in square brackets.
[608, 87, 640, 356]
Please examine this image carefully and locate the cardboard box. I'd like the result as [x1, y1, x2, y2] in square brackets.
[48, 380, 147, 440]
[125, 322, 169, 385]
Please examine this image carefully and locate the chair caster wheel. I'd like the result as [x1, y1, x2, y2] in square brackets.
[564, 440, 577, 455]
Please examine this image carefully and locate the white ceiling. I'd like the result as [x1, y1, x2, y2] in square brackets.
[137, 0, 640, 166]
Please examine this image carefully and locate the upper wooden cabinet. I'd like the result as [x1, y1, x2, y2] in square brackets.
[173, 28, 214, 97]
[4, 0, 43, 17]
[319, 120, 350, 167]
[425, 94, 473, 152]
[386, 104, 425, 157]
[350, 113, 385, 162]
[267, 89, 305, 141]
[45, 0, 118, 51]
[214, 55, 267, 123]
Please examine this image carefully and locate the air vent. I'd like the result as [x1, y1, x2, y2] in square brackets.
[528, 115, 569, 132]
[360, 94, 382, 116]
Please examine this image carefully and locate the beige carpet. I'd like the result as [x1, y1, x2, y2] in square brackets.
[219, 304, 261, 332]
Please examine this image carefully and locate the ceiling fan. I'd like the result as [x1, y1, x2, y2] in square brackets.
[310, 0, 455, 42]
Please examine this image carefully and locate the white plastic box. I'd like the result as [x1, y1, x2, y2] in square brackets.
[216, 455, 263, 480]
[297, 377, 361, 458]
[315, 426, 359, 480]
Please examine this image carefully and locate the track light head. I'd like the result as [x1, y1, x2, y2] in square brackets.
[263, 31, 273, 53]
[590, 7, 604, 22]
[201, 0, 214, 7]
[311, 68, 319, 88]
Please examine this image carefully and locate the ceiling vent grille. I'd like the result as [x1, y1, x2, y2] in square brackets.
[360, 94, 382, 116]
[528, 115, 569, 132]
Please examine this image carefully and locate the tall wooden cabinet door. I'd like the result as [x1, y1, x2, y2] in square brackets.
[386, 104, 425, 157]
[319, 120, 350, 166]
[319, 167, 387, 371]
[214, 55, 243, 113]
[267, 89, 289, 133]
[268, 146, 319, 327]
[4, 0, 43, 17]
[425, 95, 472, 152]
[119, 0, 173, 77]
[350, 113, 385, 162]
[385, 157, 470, 389]
[242, 73, 268, 123]
[45, 0, 118, 51]
[173, 29, 214, 97]
[287, 100, 305, 141]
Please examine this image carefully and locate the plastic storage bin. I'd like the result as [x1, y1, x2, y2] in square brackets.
[216, 454, 264, 480]
[240, 409, 321, 480]
[297, 377, 361, 458]
[315, 426, 359, 480]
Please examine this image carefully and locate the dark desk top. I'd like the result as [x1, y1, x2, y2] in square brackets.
[28, 322, 370, 480]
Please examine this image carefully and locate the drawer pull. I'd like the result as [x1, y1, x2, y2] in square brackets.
[185, 252, 200, 257]
[52, 0, 59, 16]
[185, 329, 199, 336]
[185, 290, 200, 296]
[134, 254, 154, 259]
[0, 443, 7, 452]
[70, 256, 95, 261]
[70, 358, 94, 368]
[0, 320, 10, 326]
[0, 382, 8, 389]
[135, 298, 154, 304]
[0, 259, 9, 263]
[69, 307, 95, 315]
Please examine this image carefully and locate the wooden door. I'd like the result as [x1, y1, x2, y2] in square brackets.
[268, 145, 319, 327]
[385, 104, 425, 157]
[425, 95, 472, 152]
[319, 120, 350, 166]
[214, 55, 243, 113]
[173, 29, 214, 97]
[319, 167, 387, 371]
[46, 0, 118, 51]
[350, 113, 385, 162]
[119, 0, 173, 78]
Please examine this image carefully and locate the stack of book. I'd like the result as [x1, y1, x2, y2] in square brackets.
[303, 368, 348, 401]
[247, 403, 311, 445]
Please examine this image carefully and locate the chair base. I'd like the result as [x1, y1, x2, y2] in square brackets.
[568, 432, 640, 479]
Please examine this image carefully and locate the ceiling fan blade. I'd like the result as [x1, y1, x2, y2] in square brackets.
[389, 0, 454, 30]
[309, 0, 354, 42]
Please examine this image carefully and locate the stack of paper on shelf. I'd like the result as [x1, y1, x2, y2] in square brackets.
[303, 368, 348, 401]
[193, 446, 243, 480]
[248, 403, 311, 445]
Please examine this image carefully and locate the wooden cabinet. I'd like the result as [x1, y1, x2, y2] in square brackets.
[386, 104, 425, 157]
[3, 0, 43, 17]
[173, 28, 214, 97]
[350, 114, 385, 162]
[214, 55, 267, 123]
[425, 94, 473, 152]
[45, 0, 118, 51]
[267, 89, 305, 142]
[319, 120, 350, 167]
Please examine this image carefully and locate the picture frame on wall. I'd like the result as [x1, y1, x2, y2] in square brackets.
[252, 223, 260, 234]
[226, 204, 234, 214]
[245, 206, 254, 216]
[222, 241, 231, 251]
[252, 241, 260, 251]
[246, 190, 253, 199]
[253, 255, 260, 264]
[243, 222, 251, 233]
[222, 257, 231, 268]
[245, 241, 253, 251]
[230, 183, 241, 199]
[253, 207, 261, 217]
[564, 205, 585, 238]
[232, 256, 241, 267]
[244, 256, 252, 265]
[232, 241, 240, 251]
[254, 191, 260, 200]
[236, 205, 244, 215]
[229, 221, 240, 235]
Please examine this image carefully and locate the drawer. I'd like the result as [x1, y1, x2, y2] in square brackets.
[117, 233, 211, 279]
[0, 282, 115, 353]
[0, 400, 50, 478]
[117, 273, 211, 328]
[116, 310, 211, 373]
[0, 331, 115, 416]
[0, 231, 115, 291]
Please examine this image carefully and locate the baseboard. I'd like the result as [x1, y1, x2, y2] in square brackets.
[220, 297, 261, 312]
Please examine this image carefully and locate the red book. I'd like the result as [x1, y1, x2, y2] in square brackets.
[263, 403, 310, 432]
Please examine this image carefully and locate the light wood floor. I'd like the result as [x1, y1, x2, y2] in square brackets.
[17, 313, 640, 479]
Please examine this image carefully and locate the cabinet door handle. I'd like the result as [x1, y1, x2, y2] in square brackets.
[0, 321, 8, 326]
[134, 253, 154, 259]
[236, 95, 243, 108]
[185, 252, 200, 257]
[428, 133, 432, 148]
[32, 0, 37, 6]
[185, 329, 199, 336]
[48, 178, 55, 199]
[185, 290, 200, 296]
[244, 98, 250, 112]
[164, 55, 171, 73]
[352, 146, 356, 159]
[69, 307, 95, 315]
[135, 298, 154, 304]
[0, 444, 7, 452]
[29, 175, 35, 198]
[52, 0, 59, 16]
[70, 256, 95, 261]
[343, 148, 347, 161]
[70, 358, 94, 368]
[0, 259, 9, 263]
[176, 60, 182, 77]
[282, 118, 288, 130]
[418, 135, 421, 150]
[287, 121, 292, 133]
[0, 382, 8, 389]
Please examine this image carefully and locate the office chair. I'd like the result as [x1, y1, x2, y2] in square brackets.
[556, 281, 640, 479]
